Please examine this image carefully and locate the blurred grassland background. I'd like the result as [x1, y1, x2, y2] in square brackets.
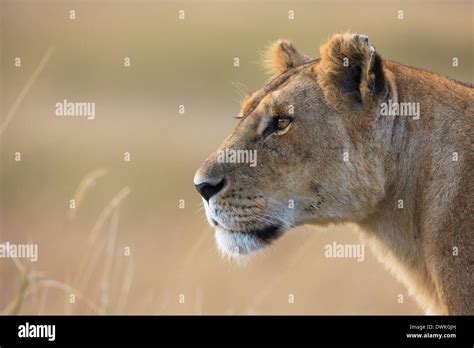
[0, 0, 472, 314]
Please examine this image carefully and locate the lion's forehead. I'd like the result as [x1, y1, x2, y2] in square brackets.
[239, 60, 319, 118]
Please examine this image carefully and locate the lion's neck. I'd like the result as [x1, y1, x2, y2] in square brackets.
[358, 114, 445, 313]
[358, 203, 441, 313]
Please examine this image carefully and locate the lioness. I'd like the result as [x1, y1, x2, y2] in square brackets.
[194, 33, 473, 315]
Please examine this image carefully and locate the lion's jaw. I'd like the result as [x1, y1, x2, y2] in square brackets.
[200, 191, 291, 257]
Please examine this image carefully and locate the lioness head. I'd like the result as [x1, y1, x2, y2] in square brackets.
[194, 33, 396, 257]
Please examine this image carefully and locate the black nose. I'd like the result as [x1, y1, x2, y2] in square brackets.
[195, 178, 226, 201]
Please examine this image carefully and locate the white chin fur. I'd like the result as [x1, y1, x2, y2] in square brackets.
[214, 227, 267, 258]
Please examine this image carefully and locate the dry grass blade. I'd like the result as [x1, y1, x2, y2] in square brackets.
[73, 235, 106, 296]
[11, 267, 31, 314]
[29, 278, 99, 314]
[116, 253, 135, 314]
[0, 46, 55, 136]
[8, 257, 32, 314]
[89, 186, 131, 243]
[4, 258, 99, 314]
[99, 207, 120, 314]
[68, 168, 108, 219]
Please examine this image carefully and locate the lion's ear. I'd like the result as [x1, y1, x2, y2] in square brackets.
[316, 33, 387, 110]
[263, 40, 312, 76]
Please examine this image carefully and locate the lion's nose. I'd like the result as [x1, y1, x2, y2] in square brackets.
[195, 178, 226, 202]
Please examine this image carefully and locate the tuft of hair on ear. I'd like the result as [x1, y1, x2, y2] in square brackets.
[262, 39, 311, 77]
[316, 32, 387, 111]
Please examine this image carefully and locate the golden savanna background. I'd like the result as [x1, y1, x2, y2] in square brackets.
[1, 0, 472, 314]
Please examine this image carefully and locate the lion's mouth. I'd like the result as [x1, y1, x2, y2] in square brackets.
[213, 222, 283, 256]
[246, 225, 281, 242]
[213, 219, 281, 240]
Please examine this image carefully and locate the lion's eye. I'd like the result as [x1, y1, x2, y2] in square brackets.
[263, 115, 293, 138]
[276, 117, 291, 130]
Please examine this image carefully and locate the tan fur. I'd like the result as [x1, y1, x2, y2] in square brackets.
[194, 33, 473, 314]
